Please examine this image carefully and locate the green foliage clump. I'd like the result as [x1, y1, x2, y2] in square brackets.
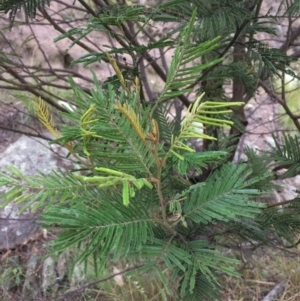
[2, 1, 300, 300]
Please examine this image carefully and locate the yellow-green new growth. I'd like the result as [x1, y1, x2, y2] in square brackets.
[76, 167, 153, 206]
[34, 97, 61, 139]
[80, 104, 102, 157]
[169, 93, 243, 160]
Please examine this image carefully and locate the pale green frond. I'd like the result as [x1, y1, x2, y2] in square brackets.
[168, 94, 243, 159]
[0, 166, 82, 213]
[75, 167, 154, 206]
[154, 9, 223, 108]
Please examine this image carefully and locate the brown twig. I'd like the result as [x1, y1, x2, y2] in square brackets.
[261, 282, 286, 301]
[49, 264, 144, 301]
[2, 66, 68, 112]
[258, 79, 300, 132]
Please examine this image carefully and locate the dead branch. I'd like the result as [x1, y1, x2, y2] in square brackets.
[261, 282, 286, 301]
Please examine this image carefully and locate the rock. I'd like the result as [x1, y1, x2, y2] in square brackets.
[0, 214, 40, 250]
[0, 102, 25, 153]
[70, 263, 85, 288]
[294, 175, 300, 187]
[0, 1, 112, 84]
[0, 135, 75, 175]
[279, 184, 297, 201]
[262, 190, 281, 205]
[22, 252, 42, 298]
[264, 136, 276, 149]
[42, 257, 57, 296]
[233, 139, 260, 163]
[0, 135, 75, 251]
[113, 266, 124, 286]
[56, 251, 70, 283]
[244, 103, 255, 112]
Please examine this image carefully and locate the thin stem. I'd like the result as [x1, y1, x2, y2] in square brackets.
[42, 9, 130, 71]
[258, 79, 300, 132]
[267, 198, 297, 208]
[155, 168, 167, 225]
[186, 16, 252, 91]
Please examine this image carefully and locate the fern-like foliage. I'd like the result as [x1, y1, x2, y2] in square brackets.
[0, 10, 271, 300]
[34, 97, 60, 139]
[257, 199, 300, 245]
[54, 76, 158, 177]
[246, 41, 298, 78]
[193, 0, 249, 42]
[42, 197, 156, 269]
[2, 1, 300, 300]
[265, 133, 300, 179]
[154, 10, 223, 107]
[0, 0, 50, 24]
[178, 163, 268, 225]
[189, 0, 299, 85]
[0, 166, 80, 213]
[286, 0, 300, 17]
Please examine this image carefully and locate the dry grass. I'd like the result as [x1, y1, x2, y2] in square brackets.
[83, 260, 179, 301]
[1, 232, 300, 301]
[221, 247, 300, 301]
[78, 246, 300, 301]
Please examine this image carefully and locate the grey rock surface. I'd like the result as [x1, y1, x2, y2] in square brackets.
[42, 256, 57, 295]
[0, 135, 75, 250]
